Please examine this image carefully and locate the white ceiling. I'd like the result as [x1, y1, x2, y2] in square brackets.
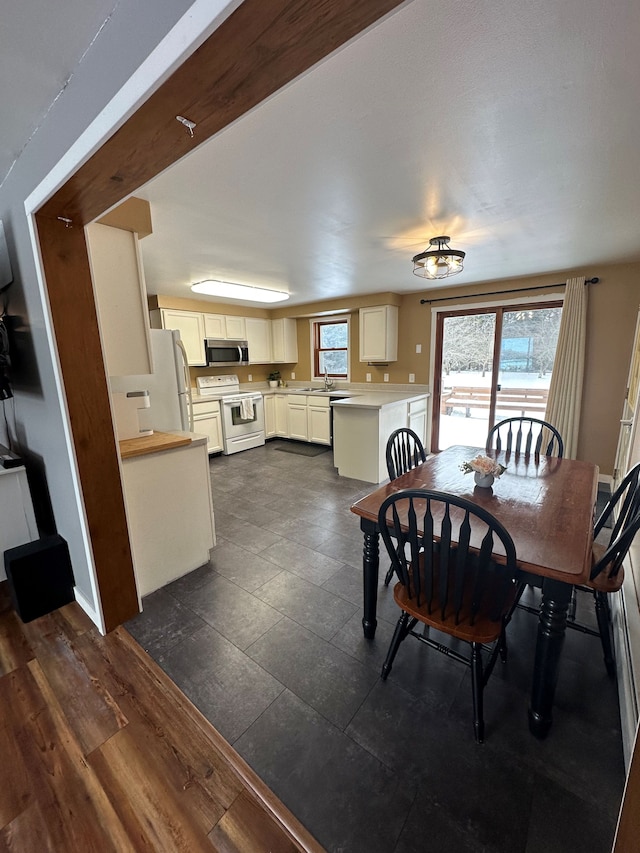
[5, 1, 640, 309]
[0, 0, 117, 188]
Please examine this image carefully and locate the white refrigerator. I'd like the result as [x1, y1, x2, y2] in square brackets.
[110, 329, 193, 432]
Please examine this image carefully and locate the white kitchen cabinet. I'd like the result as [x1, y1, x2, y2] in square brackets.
[120, 436, 215, 597]
[359, 305, 398, 362]
[203, 313, 246, 340]
[271, 317, 298, 363]
[246, 317, 272, 363]
[287, 398, 308, 441]
[264, 394, 276, 437]
[408, 397, 427, 446]
[86, 222, 152, 377]
[192, 399, 223, 453]
[225, 315, 246, 340]
[203, 313, 225, 339]
[275, 394, 288, 436]
[308, 396, 331, 445]
[153, 309, 206, 366]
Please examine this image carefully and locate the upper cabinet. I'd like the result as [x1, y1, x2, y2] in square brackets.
[203, 313, 247, 340]
[245, 317, 272, 363]
[271, 317, 298, 363]
[359, 305, 398, 362]
[86, 222, 152, 377]
[149, 307, 297, 365]
[151, 308, 206, 365]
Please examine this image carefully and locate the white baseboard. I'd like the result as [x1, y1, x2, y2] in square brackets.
[74, 587, 105, 636]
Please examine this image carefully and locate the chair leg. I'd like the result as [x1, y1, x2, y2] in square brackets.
[383, 564, 395, 586]
[594, 591, 616, 678]
[498, 626, 508, 663]
[471, 642, 485, 744]
[381, 611, 410, 680]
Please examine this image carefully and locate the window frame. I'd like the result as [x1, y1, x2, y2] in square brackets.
[310, 316, 350, 381]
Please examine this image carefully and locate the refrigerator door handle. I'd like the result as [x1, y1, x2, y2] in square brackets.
[175, 337, 194, 431]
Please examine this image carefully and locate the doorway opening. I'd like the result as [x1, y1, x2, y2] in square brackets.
[431, 301, 562, 453]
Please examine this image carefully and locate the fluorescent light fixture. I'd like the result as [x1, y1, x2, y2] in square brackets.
[191, 280, 289, 302]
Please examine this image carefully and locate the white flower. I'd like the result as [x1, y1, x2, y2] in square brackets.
[460, 455, 506, 478]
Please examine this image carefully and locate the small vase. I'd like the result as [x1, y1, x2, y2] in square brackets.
[269, 380, 278, 388]
[474, 472, 494, 488]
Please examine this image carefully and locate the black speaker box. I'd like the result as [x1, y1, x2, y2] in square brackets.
[4, 534, 75, 623]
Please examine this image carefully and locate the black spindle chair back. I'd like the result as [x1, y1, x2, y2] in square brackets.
[486, 417, 564, 458]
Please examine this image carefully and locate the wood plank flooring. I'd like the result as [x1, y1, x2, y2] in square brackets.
[0, 584, 324, 852]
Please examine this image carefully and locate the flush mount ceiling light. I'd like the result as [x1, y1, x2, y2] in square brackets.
[191, 280, 289, 303]
[412, 236, 465, 280]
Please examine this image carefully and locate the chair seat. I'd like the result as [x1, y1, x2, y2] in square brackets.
[589, 542, 625, 592]
[393, 557, 521, 645]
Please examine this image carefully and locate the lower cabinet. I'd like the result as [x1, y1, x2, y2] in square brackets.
[408, 397, 427, 445]
[264, 392, 331, 445]
[264, 394, 276, 437]
[287, 399, 309, 441]
[192, 399, 223, 453]
[308, 398, 331, 445]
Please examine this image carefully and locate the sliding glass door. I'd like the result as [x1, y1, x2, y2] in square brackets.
[432, 302, 562, 453]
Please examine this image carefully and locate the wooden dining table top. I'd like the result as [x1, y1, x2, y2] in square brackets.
[351, 445, 599, 584]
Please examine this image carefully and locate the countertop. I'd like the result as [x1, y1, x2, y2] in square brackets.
[119, 430, 206, 459]
[331, 391, 429, 410]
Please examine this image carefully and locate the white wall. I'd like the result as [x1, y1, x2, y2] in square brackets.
[0, 1, 234, 627]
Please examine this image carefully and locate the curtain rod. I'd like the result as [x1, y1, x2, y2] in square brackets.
[419, 277, 599, 305]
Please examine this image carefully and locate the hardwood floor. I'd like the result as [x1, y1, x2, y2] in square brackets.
[0, 584, 324, 852]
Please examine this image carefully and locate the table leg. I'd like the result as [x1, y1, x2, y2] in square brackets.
[528, 578, 572, 738]
[360, 517, 379, 639]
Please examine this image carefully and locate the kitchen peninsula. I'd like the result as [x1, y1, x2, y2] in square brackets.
[119, 431, 215, 597]
[332, 390, 429, 483]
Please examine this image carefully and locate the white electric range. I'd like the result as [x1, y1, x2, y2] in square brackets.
[196, 375, 265, 455]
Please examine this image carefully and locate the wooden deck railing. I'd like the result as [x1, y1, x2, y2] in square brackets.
[440, 386, 548, 417]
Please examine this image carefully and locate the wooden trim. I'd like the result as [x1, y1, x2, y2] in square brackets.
[34, 0, 406, 631]
[34, 216, 139, 630]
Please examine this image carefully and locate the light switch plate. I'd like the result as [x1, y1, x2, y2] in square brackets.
[416, 344, 422, 353]
[248, 374, 252, 381]
[291, 371, 296, 379]
[409, 373, 415, 383]
[384, 373, 389, 382]
[366, 373, 372, 382]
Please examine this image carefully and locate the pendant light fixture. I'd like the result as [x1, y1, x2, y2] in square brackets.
[412, 236, 465, 280]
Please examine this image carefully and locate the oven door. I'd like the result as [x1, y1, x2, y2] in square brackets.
[221, 395, 264, 437]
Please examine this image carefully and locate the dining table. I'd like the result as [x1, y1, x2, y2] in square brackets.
[350, 444, 599, 739]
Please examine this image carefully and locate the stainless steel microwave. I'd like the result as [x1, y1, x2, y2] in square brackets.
[204, 338, 250, 367]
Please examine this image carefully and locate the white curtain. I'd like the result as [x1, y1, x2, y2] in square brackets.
[544, 276, 588, 459]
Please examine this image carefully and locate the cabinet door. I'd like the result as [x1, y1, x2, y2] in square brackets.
[308, 405, 331, 445]
[225, 315, 246, 340]
[86, 222, 152, 376]
[272, 318, 298, 362]
[193, 412, 223, 453]
[359, 305, 398, 362]
[161, 310, 206, 365]
[287, 401, 308, 441]
[407, 398, 427, 446]
[264, 395, 276, 437]
[246, 317, 272, 363]
[275, 395, 288, 436]
[203, 314, 226, 339]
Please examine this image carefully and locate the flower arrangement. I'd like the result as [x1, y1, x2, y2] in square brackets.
[460, 455, 506, 478]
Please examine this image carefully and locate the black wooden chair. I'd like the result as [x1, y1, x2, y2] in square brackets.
[383, 428, 427, 586]
[570, 461, 640, 676]
[517, 461, 640, 676]
[378, 488, 522, 742]
[486, 417, 564, 458]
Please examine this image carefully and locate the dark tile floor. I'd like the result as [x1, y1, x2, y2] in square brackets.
[126, 440, 625, 853]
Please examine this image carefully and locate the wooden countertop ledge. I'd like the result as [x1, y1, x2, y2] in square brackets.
[119, 430, 192, 459]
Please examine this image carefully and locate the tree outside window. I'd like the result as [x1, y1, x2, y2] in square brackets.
[313, 319, 349, 379]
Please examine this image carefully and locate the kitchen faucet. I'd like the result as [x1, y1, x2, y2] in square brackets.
[324, 369, 335, 391]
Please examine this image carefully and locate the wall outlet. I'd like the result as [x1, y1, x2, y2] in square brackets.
[409, 373, 415, 383]
[248, 374, 252, 382]
[383, 373, 389, 382]
[416, 344, 422, 354]
[291, 371, 296, 379]
[366, 373, 372, 382]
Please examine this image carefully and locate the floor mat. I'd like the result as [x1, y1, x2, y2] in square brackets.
[274, 443, 330, 457]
